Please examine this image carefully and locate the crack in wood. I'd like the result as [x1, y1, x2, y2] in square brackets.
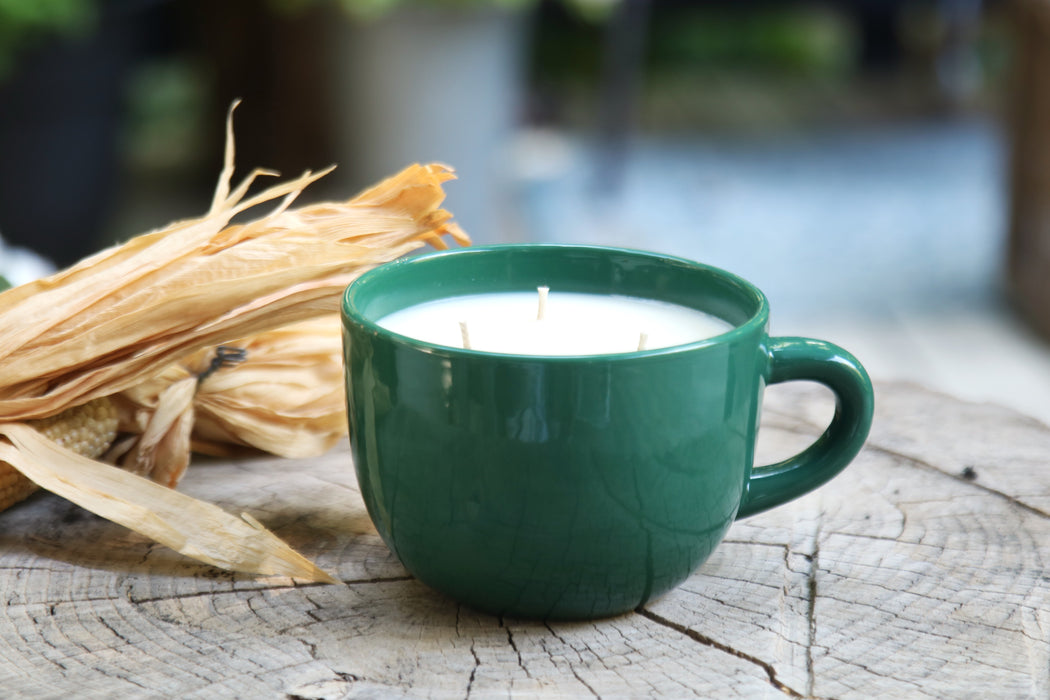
[342, 574, 414, 585]
[692, 571, 784, 592]
[814, 588, 1047, 645]
[96, 615, 131, 649]
[464, 642, 480, 699]
[687, 590, 780, 626]
[98, 670, 150, 692]
[635, 607, 806, 698]
[721, 539, 791, 549]
[829, 531, 903, 544]
[567, 662, 602, 698]
[544, 623, 602, 698]
[805, 540, 820, 697]
[866, 444, 1050, 519]
[499, 617, 531, 679]
[770, 402, 1050, 520]
[126, 575, 412, 606]
[766, 397, 1050, 520]
[136, 542, 158, 567]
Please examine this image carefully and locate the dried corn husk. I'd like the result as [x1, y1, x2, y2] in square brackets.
[110, 317, 346, 487]
[0, 422, 336, 583]
[189, 317, 347, 459]
[0, 156, 465, 418]
[0, 104, 467, 581]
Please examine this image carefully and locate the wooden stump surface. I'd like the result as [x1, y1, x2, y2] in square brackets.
[1, 381, 1048, 698]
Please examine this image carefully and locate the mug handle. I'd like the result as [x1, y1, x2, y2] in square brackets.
[736, 337, 874, 519]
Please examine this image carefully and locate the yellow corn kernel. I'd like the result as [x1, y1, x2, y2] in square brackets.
[0, 397, 119, 512]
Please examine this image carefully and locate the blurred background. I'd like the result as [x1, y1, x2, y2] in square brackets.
[2, 0, 1050, 422]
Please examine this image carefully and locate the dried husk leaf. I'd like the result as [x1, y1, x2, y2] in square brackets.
[0, 104, 467, 581]
[110, 316, 346, 486]
[0, 423, 336, 583]
[189, 316, 346, 459]
[0, 122, 466, 421]
[109, 373, 197, 488]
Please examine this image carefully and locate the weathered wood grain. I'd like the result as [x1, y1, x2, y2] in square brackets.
[0, 381, 1047, 698]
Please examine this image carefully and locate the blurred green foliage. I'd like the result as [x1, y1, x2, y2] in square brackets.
[273, 0, 539, 21]
[0, 0, 96, 77]
[649, 7, 856, 78]
[533, 4, 856, 86]
[336, 0, 536, 18]
[122, 57, 210, 174]
[527, 3, 1013, 131]
[271, 0, 616, 21]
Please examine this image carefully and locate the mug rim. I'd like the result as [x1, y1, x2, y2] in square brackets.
[342, 243, 770, 360]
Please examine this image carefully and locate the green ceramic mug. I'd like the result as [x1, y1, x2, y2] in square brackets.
[341, 244, 873, 619]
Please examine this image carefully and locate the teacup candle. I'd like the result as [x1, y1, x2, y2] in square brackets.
[378, 288, 733, 355]
[341, 244, 873, 619]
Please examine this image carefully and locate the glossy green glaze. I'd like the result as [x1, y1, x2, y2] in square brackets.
[341, 245, 873, 619]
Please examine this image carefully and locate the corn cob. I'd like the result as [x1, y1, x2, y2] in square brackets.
[0, 397, 118, 511]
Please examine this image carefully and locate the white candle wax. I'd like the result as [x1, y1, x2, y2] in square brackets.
[377, 290, 733, 356]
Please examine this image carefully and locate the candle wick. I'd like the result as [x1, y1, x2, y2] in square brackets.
[536, 286, 549, 321]
[637, 331, 649, 351]
[459, 321, 472, 350]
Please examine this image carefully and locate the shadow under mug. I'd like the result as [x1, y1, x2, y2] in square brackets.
[341, 244, 874, 620]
